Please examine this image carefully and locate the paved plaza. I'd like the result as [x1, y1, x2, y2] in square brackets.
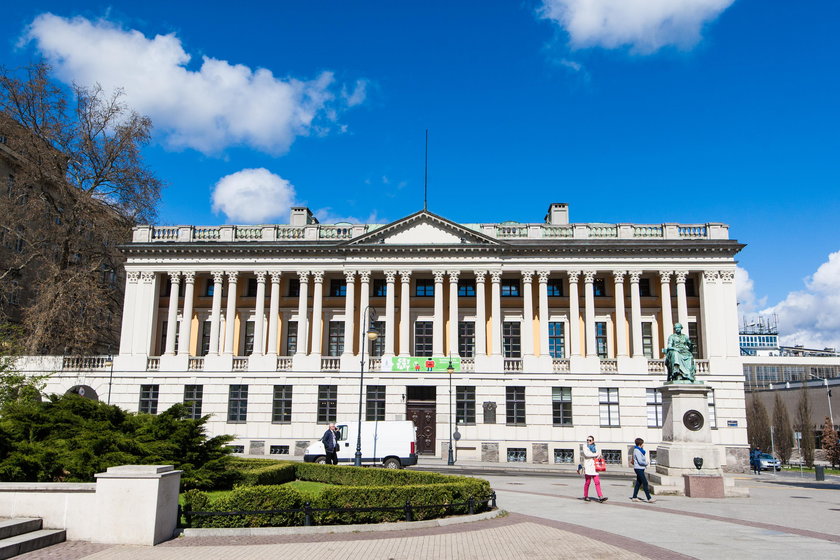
[12, 460, 840, 560]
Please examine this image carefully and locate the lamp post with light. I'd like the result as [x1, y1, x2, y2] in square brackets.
[808, 373, 835, 429]
[104, 346, 114, 405]
[447, 356, 455, 466]
[354, 306, 379, 467]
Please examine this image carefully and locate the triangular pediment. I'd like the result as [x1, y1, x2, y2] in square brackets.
[345, 210, 503, 246]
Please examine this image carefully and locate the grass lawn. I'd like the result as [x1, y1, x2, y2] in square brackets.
[781, 465, 840, 475]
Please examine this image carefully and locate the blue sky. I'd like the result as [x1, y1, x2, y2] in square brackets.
[2, 1, 839, 349]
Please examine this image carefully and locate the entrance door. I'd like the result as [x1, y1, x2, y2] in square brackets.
[406, 386, 436, 454]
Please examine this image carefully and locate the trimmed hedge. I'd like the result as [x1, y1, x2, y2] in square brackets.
[183, 461, 493, 528]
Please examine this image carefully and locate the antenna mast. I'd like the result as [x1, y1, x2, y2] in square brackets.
[424, 129, 428, 211]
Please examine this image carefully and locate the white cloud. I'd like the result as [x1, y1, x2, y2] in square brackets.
[26, 14, 362, 154]
[762, 251, 840, 351]
[211, 169, 296, 224]
[736, 266, 765, 318]
[539, 0, 735, 53]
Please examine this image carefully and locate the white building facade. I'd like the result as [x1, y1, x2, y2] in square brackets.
[29, 203, 749, 469]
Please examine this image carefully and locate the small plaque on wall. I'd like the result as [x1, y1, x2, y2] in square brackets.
[727, 420, 738, 427]
[483, 401, 496, 424]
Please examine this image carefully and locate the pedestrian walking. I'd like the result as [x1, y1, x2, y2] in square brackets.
[581, 435, 607, 503]
[321, 422, 340, 465]
[630, 438, 655, 503]
[750, 447, 762, 475]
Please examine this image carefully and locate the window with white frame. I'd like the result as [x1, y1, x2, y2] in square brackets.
[552, 387, 572, 425]
[595, 322, 608, 358]
[548, 322, 565, 358]
[642, 322, 654, 359]
[139, 384, 159, 414]
[646, 388, 663, 428]
[707, 390, 717, 428]
[183, 385, 203, 419]
[599, 387, 620, 427]
[328, 321, 344, 356]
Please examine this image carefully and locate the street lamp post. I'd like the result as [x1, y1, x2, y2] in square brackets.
[104, 346, 114, 405]
[354, 306, 379, 467]
[447, 357, 455, 466]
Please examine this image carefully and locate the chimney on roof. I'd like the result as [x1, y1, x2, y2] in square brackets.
[290, 207, 319, 226]
[545, 203, 569, 225]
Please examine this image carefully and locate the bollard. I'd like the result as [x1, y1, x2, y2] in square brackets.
[468, 497, 475, 515]
[304, 502, 312, 526]
[491, 491, 497, 509]
[404, 500, 413, 522]
[815, 466, 825, 481]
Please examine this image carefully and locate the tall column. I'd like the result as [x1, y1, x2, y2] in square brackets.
[537, 271, 549, 357]
[119, 271, 140, 355]
[675, 270, 689, 337]
[178, 272, 195, 356]
[583, 270, 596, 357]
[253, 271, 267, 355]
[296, 271, 310, 356]
[132, 272, 157, 356]
[448, 271, 460, 357]
[433, 271, 445, 356]
[266, 271, 281, 355]
[399, 271, 411, 356]
[568, 271, 581, 357]
[660, 270, 674, 342]
[490, 270, 502, 356]
[310, 271, 324, 356]
[700, 270, 721, 358]
[629, 271, 643, 357]
[358, 271, 371, 353]
[343, 270, 357, 356]
[522, 271, 534, 356]
[208, 271, 224, 355]
[720, 269, 740, 357]
[613, 270, 628, 357]
[164, 272, 180, 355]
[223, 271, 238, 355]
[474, 270, 487, 356]
[384, 270, 397, 357]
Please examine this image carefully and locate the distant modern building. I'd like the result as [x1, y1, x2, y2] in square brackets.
[739, 316, 780, 356]
[19, 202, 749, 469]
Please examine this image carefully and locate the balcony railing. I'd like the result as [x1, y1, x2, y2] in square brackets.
[461, 358, 475, 372]
[321, 357, 340, 372]
[146, 357, 160, 371]
[232, 357, 248, 371]
[503, 358, 522, 372]
[188, 357, 204, 371]
[62, 356, 109, 370]
[552, 359, 570, 373]
[600, 360, 618, 373]
[135, 221, 729, 244]
[276, 357, 292, 371]
[647, 360, 666, 374]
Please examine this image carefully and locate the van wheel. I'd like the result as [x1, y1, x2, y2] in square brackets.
[383, 458, 401, 469]
[315, 456, 327, 464]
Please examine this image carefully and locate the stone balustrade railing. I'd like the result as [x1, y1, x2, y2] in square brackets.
[134, 221, 729, 243]
[62, 356, 110, 370]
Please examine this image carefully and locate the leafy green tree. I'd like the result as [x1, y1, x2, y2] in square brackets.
[796, 386, 815, 467]
[0, 323, 50, 411]
[772, 393, 794, 464]
[821, 417, 839, 469]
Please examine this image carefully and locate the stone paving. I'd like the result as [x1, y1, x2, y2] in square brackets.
[12, 464, 840, 560]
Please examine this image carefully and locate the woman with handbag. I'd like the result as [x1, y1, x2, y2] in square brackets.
[581, 435, 608, 502]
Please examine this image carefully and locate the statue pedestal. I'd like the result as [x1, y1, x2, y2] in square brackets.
[649, 383, 748, 497]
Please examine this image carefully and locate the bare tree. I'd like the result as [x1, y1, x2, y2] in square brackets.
[796, 386, 815, 467]
[772, 393, 794, 463]
[0, 62, 162, 354]
[746, 396, 771, 452]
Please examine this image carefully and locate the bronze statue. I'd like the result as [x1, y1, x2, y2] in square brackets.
[664, 323, 696, 383]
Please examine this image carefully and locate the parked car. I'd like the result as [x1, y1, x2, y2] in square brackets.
[303, 420, 418, 469]
[758, 453, 782, 471]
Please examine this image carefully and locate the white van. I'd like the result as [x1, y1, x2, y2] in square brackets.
[303, 420, 418, 469]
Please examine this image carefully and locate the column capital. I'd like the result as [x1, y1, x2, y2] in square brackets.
[703, 269, 719, 282]
[583, 270, 596, 283]
[433, 270, 446, 283]
[537, 270, 550, 283]
[447, 270, 460, 282]
[297, 270, 310, 282]
[344, 269, 357, 283]
[312, 270, 325, 283]
[140, 271, 155, 284]
[255, 271, 267, 283]
[567, 270, 581, 283]
[385, 270, 397, 282]
[127, 271, 140, 284]
[719, 269, 735, 283]
[211, 271, 225, 283]
[226, 270, 239, 283]
[489, 270, 502, 283]
[659, 270, 673, 283]
[359, 270, 371, 283]
[474, 270, 487, 283]
[521, 270, 534, 283]
[269, 271, 282, 283]
[167, 271, 181, 284]
[612, 270, 626, 282]
[399, 270, 412, 282]
[628, 271, 642, 283]
[674, 270, 689, 284]
[182, 271, 195, 284]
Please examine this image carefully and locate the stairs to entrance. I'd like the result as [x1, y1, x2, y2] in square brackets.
[0, 518, 65, 559]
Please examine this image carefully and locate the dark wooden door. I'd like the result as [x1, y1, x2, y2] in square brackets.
[408, 405, 436, 454]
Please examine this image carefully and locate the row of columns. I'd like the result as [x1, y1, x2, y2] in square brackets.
[157, 268, 699, 359]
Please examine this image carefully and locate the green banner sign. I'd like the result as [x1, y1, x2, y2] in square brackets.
[390, 356, 461, 372]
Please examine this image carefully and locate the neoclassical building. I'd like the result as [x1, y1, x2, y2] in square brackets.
[31, 203, 748, 468]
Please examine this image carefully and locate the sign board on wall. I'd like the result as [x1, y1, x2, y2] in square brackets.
[390, 356, 461, 372]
